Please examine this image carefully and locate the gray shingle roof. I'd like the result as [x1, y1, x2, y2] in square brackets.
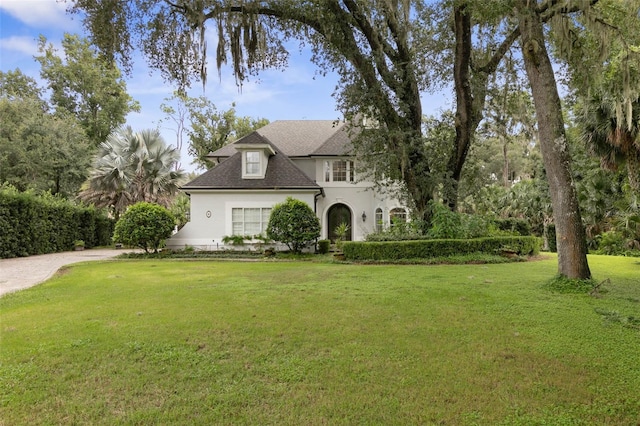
[209, 120, 352, 158]
[183, 134, 321, 191]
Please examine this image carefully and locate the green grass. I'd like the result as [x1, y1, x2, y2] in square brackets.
[1, 255, 639, 425]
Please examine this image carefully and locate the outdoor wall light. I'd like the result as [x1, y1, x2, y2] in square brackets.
[362, 211, 367, 222]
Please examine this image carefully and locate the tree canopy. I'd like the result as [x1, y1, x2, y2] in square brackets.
[161, 92, 269, 169]
[0, 70, 92, 197]
[35, 33, 139, 146]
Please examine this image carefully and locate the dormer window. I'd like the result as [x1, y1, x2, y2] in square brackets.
[236, 138, 275, 179]
[245, 151, 260, 175]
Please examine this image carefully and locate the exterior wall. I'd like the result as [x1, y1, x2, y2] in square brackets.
[167, 190, 318, 250]
[290, 158, 316, 181]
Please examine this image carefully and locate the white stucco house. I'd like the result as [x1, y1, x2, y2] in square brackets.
[167, 120, 408, 250]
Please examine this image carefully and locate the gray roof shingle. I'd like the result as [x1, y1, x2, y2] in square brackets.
[209, 120, 351, 158]
[183, 133, 321, 191]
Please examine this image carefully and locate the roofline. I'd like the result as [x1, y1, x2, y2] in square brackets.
[208, 153, 350, 160]
[181, 186, 322, 192]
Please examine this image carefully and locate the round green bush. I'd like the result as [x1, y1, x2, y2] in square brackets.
[113, 202, 175, 253]
[267, 197, 320, 253]
[318, 239, 330, 254]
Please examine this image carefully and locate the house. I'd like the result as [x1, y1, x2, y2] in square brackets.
[167, 120, 408, 250]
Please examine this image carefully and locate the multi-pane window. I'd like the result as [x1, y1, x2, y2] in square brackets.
[324, 159, 355, 182]
[245, 151, 260, 175]
[390, 207, 407, 225]
[375, 208, 383, 232]
[232, 207, 271, 235]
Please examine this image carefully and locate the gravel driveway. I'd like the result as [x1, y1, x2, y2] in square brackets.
[0, 249, 132, 296]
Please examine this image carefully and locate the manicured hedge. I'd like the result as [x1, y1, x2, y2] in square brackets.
[341, 236, 541, 261]
[0, 187, 114, 258]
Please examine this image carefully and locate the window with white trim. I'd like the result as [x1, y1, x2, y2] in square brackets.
[375, 208, 383, 232]
[245, 151, 260, 175]
[324, 159, 355, 182]
[232, 207, 272, 235]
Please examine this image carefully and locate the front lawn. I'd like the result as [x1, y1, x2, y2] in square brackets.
[1, 255, 639, 424]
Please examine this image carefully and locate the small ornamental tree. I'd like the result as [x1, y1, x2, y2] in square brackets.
[267, 197, 320, 253]
[113, 202, 175, 253]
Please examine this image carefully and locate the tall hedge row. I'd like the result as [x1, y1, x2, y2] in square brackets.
[342, 236, 541, 261]
[0, 187, 114, 258]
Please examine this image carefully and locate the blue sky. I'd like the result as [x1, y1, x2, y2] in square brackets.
[0, 0, 453, 170]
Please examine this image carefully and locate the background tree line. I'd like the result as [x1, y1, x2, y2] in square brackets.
[0, 32, 267, 217]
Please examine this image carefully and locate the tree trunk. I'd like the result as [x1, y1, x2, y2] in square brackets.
[627, 152, 640, 196]
[517, 1, 591, 279]
[447, 2, 474, 211]
[503, 141, 509, 187]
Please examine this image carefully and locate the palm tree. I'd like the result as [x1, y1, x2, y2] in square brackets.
[79, 126, 185, 218]
[579, 91, 640, 195]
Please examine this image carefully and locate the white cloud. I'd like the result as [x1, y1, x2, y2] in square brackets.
[0, 0, 78, 30]
[0, 35, 38, 56]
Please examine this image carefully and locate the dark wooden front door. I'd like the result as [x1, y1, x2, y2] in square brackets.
[327, 203, 352, 243]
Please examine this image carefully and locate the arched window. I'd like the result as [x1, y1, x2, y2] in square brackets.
[390, 207, 407, 226]
[375, 208, 383, 232]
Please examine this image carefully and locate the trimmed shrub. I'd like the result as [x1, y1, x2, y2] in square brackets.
[342, 236, 541, 261]
[0, 186, 114, 258]
[318, 239, 330, 254]
[113, 202, 175, 253]
[267, 197, 320, 253]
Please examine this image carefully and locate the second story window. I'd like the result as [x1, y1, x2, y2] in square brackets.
[324, 159, 355, 182]
[245, 151, 260, 175]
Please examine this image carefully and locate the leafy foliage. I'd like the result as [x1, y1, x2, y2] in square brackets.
[113, 202, 175, 253]
[0, 70, 92, 197]
[266, 197, 320, 253]
[427, 201, 496, 240]
[0, 69, 44, 102]
[365, 219, 427, 242]
[543, 275, 597, 294]
[35, 34, 139, 146]
[161, 92, 269, 169]
[493, 218, 531, 236]
[169, 192, 191, 230]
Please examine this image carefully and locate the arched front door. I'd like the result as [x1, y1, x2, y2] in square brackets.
[327, 203, 352, 243]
